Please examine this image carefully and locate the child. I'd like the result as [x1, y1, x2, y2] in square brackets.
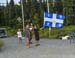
[17, 29, 22, 43]
[34, 25, 40, 46]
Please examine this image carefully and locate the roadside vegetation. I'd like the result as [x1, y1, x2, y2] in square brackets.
[0, 39, 4, 50]
[40, 25, 75, 39]
[5, 25, 75, 39]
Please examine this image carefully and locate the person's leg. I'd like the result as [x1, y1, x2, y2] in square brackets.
[19, 37, 22, 43]
[29, 34, 33, 44]
[26, 38, 31, 48]
[35, 40, 40, 46]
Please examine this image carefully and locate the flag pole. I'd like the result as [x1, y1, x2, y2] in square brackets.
[47, 0, 49, 13]
[47, 0, 51, 38]
[21, 0, 25, 32]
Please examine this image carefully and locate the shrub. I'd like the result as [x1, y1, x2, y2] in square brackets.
[39, 28, 49, 38]
[39, 25, 75, 39]
[6, 27, 17, 36]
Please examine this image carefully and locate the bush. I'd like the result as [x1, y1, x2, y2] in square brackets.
[6, 27, 17, 36]
[39, 25, 75, 39]
[0, 39, 4, 49]
[39, 28, 49, 38]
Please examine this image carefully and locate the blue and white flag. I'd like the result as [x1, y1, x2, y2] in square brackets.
[43, 12, 65, 28]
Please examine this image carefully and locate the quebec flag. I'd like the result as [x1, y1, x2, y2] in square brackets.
[43, 12, 65, 28]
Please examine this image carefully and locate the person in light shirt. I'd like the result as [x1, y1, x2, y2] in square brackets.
[17, 29, 22, 43]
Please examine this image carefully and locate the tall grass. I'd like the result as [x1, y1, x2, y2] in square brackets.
[39, 25, 75, 39]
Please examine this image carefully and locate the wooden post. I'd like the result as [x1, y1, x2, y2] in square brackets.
[21, 0, 25, 32]
[47, 0, 51, 38]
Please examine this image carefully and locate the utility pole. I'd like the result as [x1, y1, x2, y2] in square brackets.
[47, 0, 51, 37]
[47, 0, 49, 13]
[21, 0, 25, 32]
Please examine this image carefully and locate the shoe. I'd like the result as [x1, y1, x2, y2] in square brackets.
[35, 44, 40, 46]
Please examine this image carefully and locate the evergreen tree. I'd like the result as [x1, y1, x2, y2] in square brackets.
[54, 0, 63, 13]
[63, 0, 74, 25]
[9, 0, 15, 19]
[8, 0, 18, 28]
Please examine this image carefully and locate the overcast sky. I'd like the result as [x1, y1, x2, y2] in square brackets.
[0, 0, 20, 4]
[0, 0, 47, 3]
[0, 0, 47, 5]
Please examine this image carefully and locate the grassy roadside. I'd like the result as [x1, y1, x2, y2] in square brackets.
[39, 25, 75, 39]
[5, 25, 75, 39]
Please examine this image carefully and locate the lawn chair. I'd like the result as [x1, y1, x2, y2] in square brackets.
[69, 31, 75, 43]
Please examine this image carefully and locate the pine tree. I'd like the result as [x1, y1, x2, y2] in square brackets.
[9, 0, 15, 19]
[63, 0, 74, 25]
[54, 0, 63, 13]
[8, 0, 18, 27]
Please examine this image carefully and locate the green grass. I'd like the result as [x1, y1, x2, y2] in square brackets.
[39, 25, 75, 39]
[4, 25, 75, 39]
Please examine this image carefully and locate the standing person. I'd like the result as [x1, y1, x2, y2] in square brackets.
[17, 29, 22, 43]
[29, 23, 33, 44]
[34, 25, 40, 46]
[25, 24, 31, 48]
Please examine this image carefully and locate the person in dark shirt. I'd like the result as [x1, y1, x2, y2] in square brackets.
[34, 25, 40, 46]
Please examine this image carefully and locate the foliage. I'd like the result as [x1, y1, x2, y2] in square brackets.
[6, 27, 17, 36]
[54, 0, 63, 13]
[39, 25, 75, 39]
[0, 0, 75, 31]
[63, 0, 75, 25]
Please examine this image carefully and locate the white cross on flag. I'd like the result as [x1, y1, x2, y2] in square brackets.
[43, 12, 65, 28]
